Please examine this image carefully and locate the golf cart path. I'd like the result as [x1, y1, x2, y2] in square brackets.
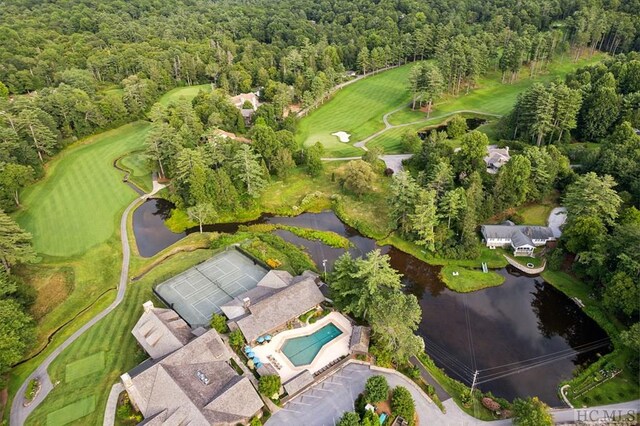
[10, 179, 165, 426]
[353, 109, 503, 149]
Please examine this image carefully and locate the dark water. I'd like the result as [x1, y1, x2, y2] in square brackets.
[132, 198, 186, 257]
[418, 117, 487, 140]
[131, 202, 610, 405]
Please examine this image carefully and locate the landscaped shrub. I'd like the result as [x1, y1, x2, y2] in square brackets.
[228, 329, 244, 351]
[256, 233, 316, 273]
[258, 375, 281, 399]
[391, 386, 415, 425]
[337, 412, 360, 426]
[365, 375, 389, 403]
[482, 397, 501, 412]
[362, 409, 380, 426]
[209, 313, 229, 333]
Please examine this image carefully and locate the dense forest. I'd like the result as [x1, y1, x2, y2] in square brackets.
[0, 0, 639, 414]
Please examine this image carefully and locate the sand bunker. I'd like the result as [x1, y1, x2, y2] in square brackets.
[331, 131, 351, 143]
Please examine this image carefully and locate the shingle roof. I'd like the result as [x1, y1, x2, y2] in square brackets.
[132, 302, 193, 359]
[349, 326, 370, 354]
[124, 328, 263, 425]
[480, 224, 554, 248]
[235, 276, 325, 342]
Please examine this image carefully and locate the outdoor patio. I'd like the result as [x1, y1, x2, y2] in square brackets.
[248, 312, 352, 382]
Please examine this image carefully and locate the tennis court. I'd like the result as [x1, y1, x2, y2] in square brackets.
[155, 249, 268, 326]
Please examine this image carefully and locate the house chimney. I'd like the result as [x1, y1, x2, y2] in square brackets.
[143, 301, 154, 313]
[243, 297, 251, 309]
[121, 373, 133, 389]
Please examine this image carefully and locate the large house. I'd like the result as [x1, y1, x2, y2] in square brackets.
[122, 302, 264, 425]
[230, 92, 260, 125]
[221, 270, 326, 343]
[481, 221, 555, 256]
[484, 146, 511, 174]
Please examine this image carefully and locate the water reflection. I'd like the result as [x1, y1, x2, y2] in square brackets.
[131, 202, 610, 405]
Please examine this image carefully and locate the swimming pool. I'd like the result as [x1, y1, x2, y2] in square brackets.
[281, 323, 343, 366]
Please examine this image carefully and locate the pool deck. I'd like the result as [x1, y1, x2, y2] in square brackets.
[251, 312, 352, 383]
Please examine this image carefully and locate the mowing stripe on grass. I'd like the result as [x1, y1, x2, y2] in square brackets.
[65, 352, 105, 382]
[46, 396, 95, 425]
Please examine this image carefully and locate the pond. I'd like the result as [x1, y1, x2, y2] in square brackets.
[132, 201, 610, 406]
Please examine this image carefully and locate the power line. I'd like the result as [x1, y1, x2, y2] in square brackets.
[477, 338, 610, 373]
[475, 341, 611, 385]
[425, 341, 475, 374]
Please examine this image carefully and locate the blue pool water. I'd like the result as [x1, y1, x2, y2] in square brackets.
[281, 323, 342, 366]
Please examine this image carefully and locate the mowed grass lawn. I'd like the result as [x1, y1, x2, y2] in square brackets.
[26, 249, 215, 426]
[14, 122, 150, 257]
[297, 65, 414, 156]
[368, 53, 605, 153]
[157, 83, 212, 106]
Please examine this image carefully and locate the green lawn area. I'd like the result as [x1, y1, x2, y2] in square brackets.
[440, 265, 504, 293]
[25, 248, 216, 426]
[65, 352, 105, 383]
[516, 197, 558, 225]
[117, 150, 153, 193]
[380, 234, 509, 269]
[297, 65, 414, 156]
[157, 83, 212, 106]
[14, 122, 150, 257]
[366, 54, 605, 153]
[46, 396, 96, 426]
[440, 266, 505, 292]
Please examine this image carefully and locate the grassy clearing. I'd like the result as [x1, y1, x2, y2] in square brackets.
[14, 122, 150, 257]
[117, 151, 153, 193]
[541, 270, 639, 406]
[297, 65, 413, 155]
[65, 352, 105, 383]
[366, 54, 605, 153]
[157, 83, 212, 106]
[440, 266, 505, 292]
[26, 249, 215, 426]
[167, 162, 393, 239]
[46, 396, 96, 426]
[380, 234, 509, 269]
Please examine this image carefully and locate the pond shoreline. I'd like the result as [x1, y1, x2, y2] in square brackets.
[131, 201, 612, 406]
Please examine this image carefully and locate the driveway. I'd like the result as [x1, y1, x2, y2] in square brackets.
[266, 361, 507, 426]
[548, 207, 567, 238]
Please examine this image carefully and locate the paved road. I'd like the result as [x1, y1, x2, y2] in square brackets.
[409, 356, 450, 402]
[353, 109, 503, 149]
[267, 361, 639, 426]
[548, 207, 567, 238]
[267, 362, 507, 426]
[10, 178, 165, 426]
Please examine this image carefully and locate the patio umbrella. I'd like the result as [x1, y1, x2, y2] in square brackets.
[257, 336, 265, 343]
[247, 351, 255, 358]
[244, 346, 251, 353]
[253, 357, 261, 364]
[265, 335, 272, 342]
[255, 362, 263, 368]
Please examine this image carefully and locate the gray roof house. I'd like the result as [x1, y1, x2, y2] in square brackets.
[131, 301, 194, 359]
[481, 222, 555, 256]
[484, 146, 510, 174]
[122, 311, 264, 426]
[349, 326, 371, 355]
[223, 270, 325, 342]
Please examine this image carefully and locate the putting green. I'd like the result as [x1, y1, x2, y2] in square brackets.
[46, 396, 95, 425]
[297, 65, 414, 156]
[157, 83, 212, 106]
[65, 352, 105, 383]
[15, 122, 150, 257]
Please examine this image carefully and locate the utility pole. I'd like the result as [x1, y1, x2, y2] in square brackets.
[470, 370, 479, 393]
[322, 259, 327, 280]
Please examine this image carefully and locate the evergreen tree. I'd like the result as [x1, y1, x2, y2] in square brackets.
[0, 209, 36, 273]
[231, 145, 268, 198]
[409, 189, 438, 251]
